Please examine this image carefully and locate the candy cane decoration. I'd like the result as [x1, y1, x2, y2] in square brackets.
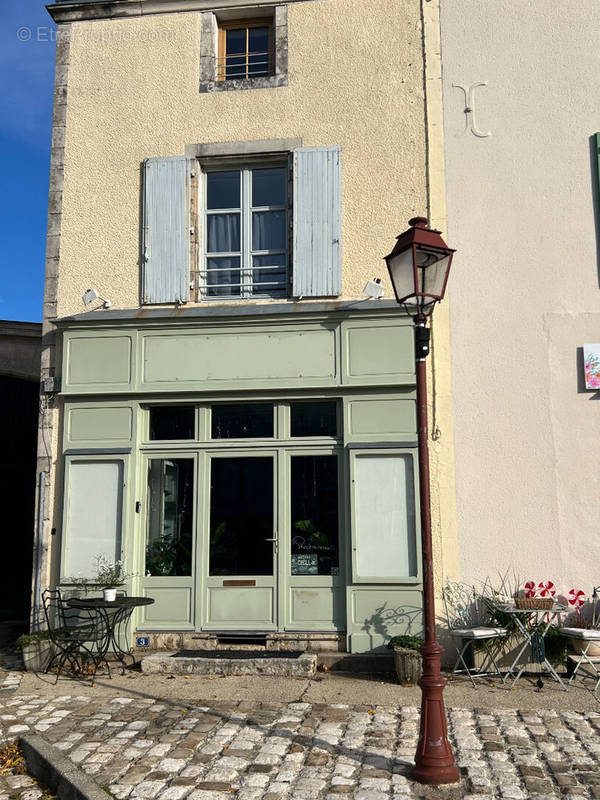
[524, 581, 536, 599]
[538, 581, 556, 597]
[568, 589, 585, 614]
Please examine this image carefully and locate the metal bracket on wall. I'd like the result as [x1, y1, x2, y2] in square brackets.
[452, 82, 491, 138]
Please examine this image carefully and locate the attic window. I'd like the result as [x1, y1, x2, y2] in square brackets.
[218, 19, 273, 81]
[199, 7, 288, 93]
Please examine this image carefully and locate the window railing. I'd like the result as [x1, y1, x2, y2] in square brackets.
[216, 51, 272, 81]
[198, 263, 288, 299]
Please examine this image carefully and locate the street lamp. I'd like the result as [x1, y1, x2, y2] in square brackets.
[385, 217, 458, 785]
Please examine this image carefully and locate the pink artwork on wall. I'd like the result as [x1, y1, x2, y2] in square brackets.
[584, 344, 600, 390]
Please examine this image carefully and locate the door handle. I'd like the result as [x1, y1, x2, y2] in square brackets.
[265, 538, 277, 542]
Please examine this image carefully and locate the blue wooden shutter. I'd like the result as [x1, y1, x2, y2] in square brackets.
[293, 146, 342, 297]
[142, 156, 192, 305]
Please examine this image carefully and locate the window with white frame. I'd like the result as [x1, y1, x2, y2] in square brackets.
[202, 164, 289, 299]
[141, 145, 342, 305]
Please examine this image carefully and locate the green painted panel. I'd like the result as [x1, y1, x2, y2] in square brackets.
[343, 323, 414, 384]
[290, 588, 340, 625]
[67, 336, 132, 387]
[348, 398, 416, 437]
[347, 587, 423, 652]
[207, 587, 274, 626]
[142, 329, 336, 386]
[68, 406, 133, 443]
[143, 587, 193, 627]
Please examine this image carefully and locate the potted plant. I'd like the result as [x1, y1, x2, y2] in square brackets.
[94, 556, 133, 601]
[16, 630, 55, 673]
[565, 588, 600, 657]
[387, 635, 423, 685]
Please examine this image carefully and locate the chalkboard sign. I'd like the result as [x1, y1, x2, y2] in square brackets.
[291, 554, 318, 575]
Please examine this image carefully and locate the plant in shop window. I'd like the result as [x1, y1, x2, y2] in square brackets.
[292, 520, 335, 575]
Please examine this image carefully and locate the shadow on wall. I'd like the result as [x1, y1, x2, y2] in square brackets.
[361, 602, 423, 652]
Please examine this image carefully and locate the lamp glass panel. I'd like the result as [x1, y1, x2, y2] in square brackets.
[386, 248, 416, 301]
[420, 252, 451, 299]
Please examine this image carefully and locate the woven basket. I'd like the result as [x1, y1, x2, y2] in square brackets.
[515, 597, 554, 610]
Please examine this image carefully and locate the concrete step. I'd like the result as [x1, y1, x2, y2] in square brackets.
[141, 649, 317, 677]
[317, 652, 394, 673]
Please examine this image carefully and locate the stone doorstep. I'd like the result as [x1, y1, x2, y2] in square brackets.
[140, 651, 317, 677]
[134, 631, 346, 653]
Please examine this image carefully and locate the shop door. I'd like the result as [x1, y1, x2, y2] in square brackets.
[203, 453, 278, 630]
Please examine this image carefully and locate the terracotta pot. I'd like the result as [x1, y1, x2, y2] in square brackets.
[394, 647, 422, 686]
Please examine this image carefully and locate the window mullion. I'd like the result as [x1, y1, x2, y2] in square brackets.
[243, 168, 252, 299]
[245, 26, 249, 79]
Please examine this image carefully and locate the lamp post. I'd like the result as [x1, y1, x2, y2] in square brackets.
[385, 217, 458, 785]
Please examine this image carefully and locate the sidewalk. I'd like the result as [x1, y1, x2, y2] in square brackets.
[0, 670, 598, 799]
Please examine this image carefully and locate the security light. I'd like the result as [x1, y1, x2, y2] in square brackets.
[82, 288, 113, 309]
[362, 278, 385, 299]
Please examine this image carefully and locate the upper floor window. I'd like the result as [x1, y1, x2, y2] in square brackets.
[203, 165, 288, 299]
[217, 20, 273, 81]
[142, 146, 342, 305]
[199, 7, 287, 94]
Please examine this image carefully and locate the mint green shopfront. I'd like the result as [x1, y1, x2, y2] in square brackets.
[56, 301, 423, 653]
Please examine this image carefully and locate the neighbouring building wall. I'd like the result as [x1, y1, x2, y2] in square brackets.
[441, 1, 600, 592]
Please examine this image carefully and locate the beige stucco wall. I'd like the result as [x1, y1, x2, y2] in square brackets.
[56, 0, 428, 316]
[39, 0, 460, 633]
[441, 1, 600, 593]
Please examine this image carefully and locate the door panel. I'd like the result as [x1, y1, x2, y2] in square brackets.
[142, 456, 196, 629]
[209, 457, 274, 576]
[204, 453, 277, 630]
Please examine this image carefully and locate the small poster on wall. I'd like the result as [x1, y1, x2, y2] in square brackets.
[584, 344, 600, 390]
[291, 554, 318, 575]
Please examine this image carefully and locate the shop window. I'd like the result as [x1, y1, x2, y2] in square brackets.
[145, 458, 194, 577]
[290, 401, 337, 437]
[291, 455, 339, 576]
[350, 450, 418, 582]
[149, 406, 195, 440]
[61, 459, 123, 579]
[211, 403, 274, 439]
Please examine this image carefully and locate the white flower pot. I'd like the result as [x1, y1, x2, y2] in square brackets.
[103, 588, 117, 602]
[573, 639, 600, 657]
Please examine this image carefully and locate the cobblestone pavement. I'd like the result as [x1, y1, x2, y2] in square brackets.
[0, 689, 599, 800]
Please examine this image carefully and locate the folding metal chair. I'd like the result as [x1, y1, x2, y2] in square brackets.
[41, 589, 106, 682]
[443, 581, 508, 687]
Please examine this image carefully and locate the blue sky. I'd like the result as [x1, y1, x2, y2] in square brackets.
[1, 1, 56, 322]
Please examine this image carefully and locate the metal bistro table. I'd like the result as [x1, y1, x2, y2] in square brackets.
[500, 602, 568, 690]
[66, 596, 154, 675]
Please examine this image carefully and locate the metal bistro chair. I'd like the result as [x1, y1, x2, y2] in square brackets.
[560, 587, 600, 692]
[41, 589, 107, 682]
[443, 581, 508, 687]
